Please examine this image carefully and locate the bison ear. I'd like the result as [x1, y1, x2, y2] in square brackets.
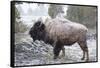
[40, 24, 45, 30]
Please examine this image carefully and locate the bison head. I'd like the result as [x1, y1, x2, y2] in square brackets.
[29, 20, 54, 45]
[29, 21, 46, 41]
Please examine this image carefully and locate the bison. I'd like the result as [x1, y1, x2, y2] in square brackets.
[29, 18, 89, 61]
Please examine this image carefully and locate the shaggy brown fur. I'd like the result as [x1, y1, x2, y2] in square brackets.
[29, 18, 89, 61]
[44, 18, 89, 61]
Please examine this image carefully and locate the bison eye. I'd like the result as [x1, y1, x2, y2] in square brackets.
[35, 21, 41, 26]
[40, 24, 45, 31]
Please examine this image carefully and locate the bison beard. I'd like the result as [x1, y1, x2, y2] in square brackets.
[29, 18, 89, 62]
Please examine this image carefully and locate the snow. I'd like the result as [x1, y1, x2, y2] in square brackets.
[14, 33, 97, 66]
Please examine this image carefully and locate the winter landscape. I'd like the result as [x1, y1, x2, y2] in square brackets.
[13, 2, 97, 66]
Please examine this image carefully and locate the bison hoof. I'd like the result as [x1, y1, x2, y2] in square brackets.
[85, 59, 89, 62]
[62, 54, 65, 57]
[54, 56, 58, 59]
[81, 57, 85, 60]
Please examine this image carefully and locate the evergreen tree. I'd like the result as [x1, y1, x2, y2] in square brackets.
[15, 5, 28, 33]
[15, 6, 20, 19]
[48, 4, 64, 18]
[66, 5, 97, 28]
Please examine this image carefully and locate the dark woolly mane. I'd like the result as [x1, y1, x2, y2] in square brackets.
[29, 21, 46, 41]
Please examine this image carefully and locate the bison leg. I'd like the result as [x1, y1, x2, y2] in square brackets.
[78, 41, 89, 61]
[53, 41, 63, 59]
[61, 46, 65, 57]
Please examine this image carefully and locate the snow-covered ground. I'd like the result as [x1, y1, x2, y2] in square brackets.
[14, 33, 97, 66]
